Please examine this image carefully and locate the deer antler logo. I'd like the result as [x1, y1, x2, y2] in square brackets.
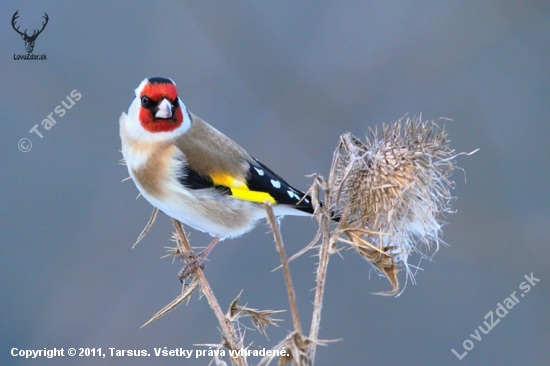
[12, 10, 49, 54]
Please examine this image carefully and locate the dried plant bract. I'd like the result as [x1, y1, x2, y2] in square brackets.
[226, 290, 285, 338]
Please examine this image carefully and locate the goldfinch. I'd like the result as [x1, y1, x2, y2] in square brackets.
[120, 77, 319, 278]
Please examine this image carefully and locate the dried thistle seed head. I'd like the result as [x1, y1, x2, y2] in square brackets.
[329, 116, 466, 295]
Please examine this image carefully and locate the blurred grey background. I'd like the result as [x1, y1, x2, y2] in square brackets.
[1, 1, 549, 365]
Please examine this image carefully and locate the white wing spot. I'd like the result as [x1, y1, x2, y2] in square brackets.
[271, 179, 281, 189]
[254, 167, 264, 176]
[305, 198, 310, 203]
[291, 189, 301, 199]
[287, 190, 301, 200]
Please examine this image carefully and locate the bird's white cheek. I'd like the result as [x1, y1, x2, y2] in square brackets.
[121, 101, 149, 141]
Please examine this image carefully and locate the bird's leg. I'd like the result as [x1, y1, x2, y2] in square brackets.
[178, 236, 220, 282]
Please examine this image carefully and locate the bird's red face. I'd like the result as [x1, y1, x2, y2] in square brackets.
[138, 77, 184, 133]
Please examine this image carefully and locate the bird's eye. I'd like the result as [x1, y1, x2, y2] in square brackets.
[172, 98, 179, 108]
[141, 96, 151, 108]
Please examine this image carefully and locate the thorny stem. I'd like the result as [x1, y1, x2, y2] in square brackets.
[307, 212, 331, 365]
[133, 207, 159, 248]
[171, 219, 247, 366]
[264, 203, 302, 335]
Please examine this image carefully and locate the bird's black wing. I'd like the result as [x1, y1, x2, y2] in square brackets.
[245, 157, 315, 215]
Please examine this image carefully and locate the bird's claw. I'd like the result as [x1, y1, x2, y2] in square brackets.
[178, 250, 208, 283]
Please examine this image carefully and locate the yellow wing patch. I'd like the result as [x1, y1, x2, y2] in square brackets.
[209, 172, 276, 203]
[230, 189, 276, 203]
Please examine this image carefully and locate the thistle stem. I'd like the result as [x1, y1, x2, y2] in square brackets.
[171, 219, 247, 366]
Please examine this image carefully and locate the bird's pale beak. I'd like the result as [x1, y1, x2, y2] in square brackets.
[155, 98, 173, 119]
